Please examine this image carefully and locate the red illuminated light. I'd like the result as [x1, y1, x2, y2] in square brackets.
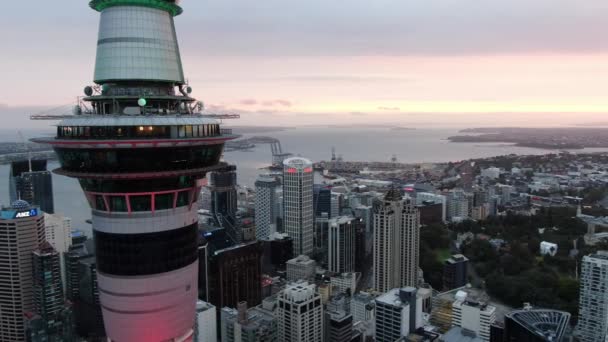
[287, 168, 298, 173]
[303, 167, 313, 173]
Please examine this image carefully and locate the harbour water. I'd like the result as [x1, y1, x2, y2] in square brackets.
[2, 126, 608, 235]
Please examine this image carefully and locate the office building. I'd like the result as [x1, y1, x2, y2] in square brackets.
[325, 309, 353, 342]
[0, 200, 45, 342]
[283, 157, 314, 256]
[208, 165, 239, 239]
[29, 242, 72, 341]
[375, 287, 422, 342]
[255, 175, 281, 240]
[33, 0, 238, 340]
[261, 234, 293, 274]
[9, 159, 54, 214]
[576, 251, 608, 342]
[286, 255, 316, 282]
[443, 254, 469, 291]
[416, 192, 446, 223]
[74, 252, 106, 339]
[373, 189, 421, 292]
[452, 290, 496, 342]
[205, 241, 263, 310]
[195, 301, 217, 342]
[327, 216, 356, 274]
[330, 272, 358, 295]
[277, 282, 323, 342]
[503, 306, 570, 342]
[221, 302, 277, 342]
[313, 185, 332, 218]
[351, 292, 376, 323]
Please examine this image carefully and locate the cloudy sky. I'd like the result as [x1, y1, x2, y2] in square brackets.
[2, 0, 608, 127]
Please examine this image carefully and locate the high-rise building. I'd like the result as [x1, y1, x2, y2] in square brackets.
[373, 189, 420, 292]
[33, 0, 237, 340]
[286, 255, 316, 282]
[452, 290, 496, 342]
[503, 306, 570, 342]
[9, 160, 54, 214]
[29, 242, 71, 341]
[415, 192, 446, 223]
[277, 282, 324, 342]
[195, 301, 217, 342]
[74, 255, 105, 339]
[283, 157, 314, 256]
[220, 302, 277, 342]
[208, 165, 239, 239]
[443, 254, 469, 291]
[255, 175, 280, 240]
[0, 200, 45, 342]
[205, 241, 263, 310]
[261, 234, 293, 275]
[374, 287, 422, 342]
[327, 216, 356, 274]
[576, 251, 608, 342]
[313, 185, 332, 218]
[446, 189, 470, 222]
[44, 213, 72, 292]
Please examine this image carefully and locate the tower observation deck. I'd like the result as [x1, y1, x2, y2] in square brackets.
[32, 1, 238, 341]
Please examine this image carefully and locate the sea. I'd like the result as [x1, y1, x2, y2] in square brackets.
[3, 126, 608, 236]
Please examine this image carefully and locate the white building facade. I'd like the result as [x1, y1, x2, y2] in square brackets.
[277, 282, 323, 342]
[283, 158, 314, 256]
[576, 252, 608, 342]
[452, 291, 496, 342]
[195, 300, 217, 342]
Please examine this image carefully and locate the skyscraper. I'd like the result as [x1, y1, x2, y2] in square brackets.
[576, 251, 608, 342]
[195, 301, 217, 342]
[327, 216, 356, 274]
[30, 242, 70, 340]
[373, 189, 420, 292]
[283, 157, 314, 256]
[33, 1, 237, 340]
[0, 200, 45, 342]
[9, 159, 54, 214]
[255, 175, 280, 240]
[277, 282, 324, 342]
[208, 165, 239, 239]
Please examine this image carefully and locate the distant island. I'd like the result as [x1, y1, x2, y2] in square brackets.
[389, 126, 416, 131]
[449, 127, 608, 149]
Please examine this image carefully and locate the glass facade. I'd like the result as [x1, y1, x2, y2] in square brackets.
[55, 144, 223, 173]
[57, 124, 220, 139]
[95, 224, 198, 276]
[94, 6, 184, 83]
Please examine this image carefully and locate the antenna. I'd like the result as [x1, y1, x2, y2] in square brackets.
[17, 131, 32, 172]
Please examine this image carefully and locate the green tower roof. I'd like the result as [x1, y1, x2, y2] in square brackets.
[89, 0, 183, 16]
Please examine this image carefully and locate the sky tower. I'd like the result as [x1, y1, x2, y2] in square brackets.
[33, 0, 238, 340]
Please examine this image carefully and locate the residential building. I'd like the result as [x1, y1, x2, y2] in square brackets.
[373, 189, 421, 292]
[576, 251, 608, 342]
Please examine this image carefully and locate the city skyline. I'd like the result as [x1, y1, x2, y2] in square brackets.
[2, 1, 608, 128]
